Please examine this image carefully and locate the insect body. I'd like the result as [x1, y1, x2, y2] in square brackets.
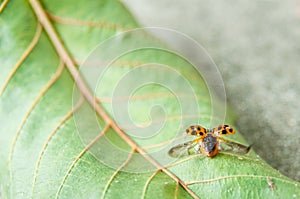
[168, 125, 251, 158]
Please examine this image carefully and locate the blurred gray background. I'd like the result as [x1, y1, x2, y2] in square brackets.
[122, 0, 300, 181]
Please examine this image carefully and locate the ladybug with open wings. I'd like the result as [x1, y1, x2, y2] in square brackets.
[168, 124, 251, 158]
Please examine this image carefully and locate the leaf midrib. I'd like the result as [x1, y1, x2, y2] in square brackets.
[28, 0, 198, 198]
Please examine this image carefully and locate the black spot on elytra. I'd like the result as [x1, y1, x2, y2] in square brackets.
[197, 126, 201, 130]
[186, 129, 189, 134]
[221, 129, 227, 134]
[229, 128, 233, 133]
[218, 126, 222, 130]
[199, 132, 203, 136]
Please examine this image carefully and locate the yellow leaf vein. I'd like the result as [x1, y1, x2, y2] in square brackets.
[55, 124, 111, 198]
[141, 170, 160, 199]
[0, 23, 42, 95]
[30, 95, 84, 197]
[101, 148, 136, 199]
[8, 59, 65, 197]
[47, 12, 129, 31]
[0, 0, 8, 13]
[29, 0, 199, 198]
[185, 174, 298, 186]
[174, 181, 179, 199]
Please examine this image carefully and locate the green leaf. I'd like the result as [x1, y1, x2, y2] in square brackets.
[0, 0, 299, 199]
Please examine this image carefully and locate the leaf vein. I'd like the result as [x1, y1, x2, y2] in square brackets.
[55, 124, 111, 199]
[8, 59, 64, 198]
[101, 148, 136, 199]
[143, 135, 185, 150]
[121, 114, 212, 131]
[0, 0, 8, 13]
[30, 95, 84, 198]
[165, 155, 202, 169]
[141, 170, 160, 199]
[75, 60, 143, 67]
[0, 23, 42, 95]
[98, 93, 209, 103]
[174, 181, 179, 199]
[47, 12, 129, 31]
[186, 174, 299, 186]
[29, 1, 198, 198]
